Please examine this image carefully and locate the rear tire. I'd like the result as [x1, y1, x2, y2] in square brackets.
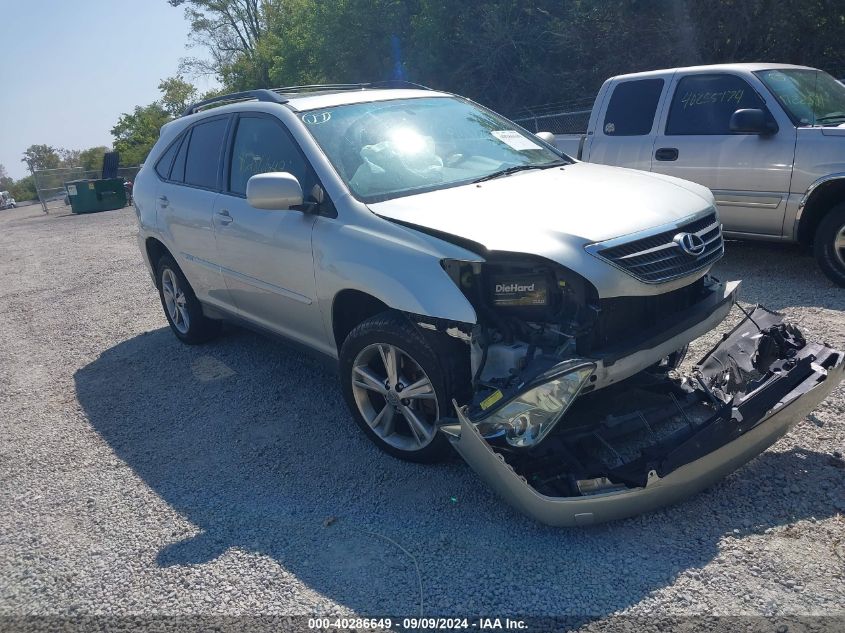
[339, 311, 470, 463]
[155, 254, 221, 344]
[814, 203, 845, 287]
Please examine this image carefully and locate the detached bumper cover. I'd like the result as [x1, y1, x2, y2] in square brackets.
[447, 308, 843, 526]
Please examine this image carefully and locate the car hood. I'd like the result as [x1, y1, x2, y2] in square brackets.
[368, 162, 715, 254]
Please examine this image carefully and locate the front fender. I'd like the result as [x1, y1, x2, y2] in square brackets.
[313, 214, 480, 343]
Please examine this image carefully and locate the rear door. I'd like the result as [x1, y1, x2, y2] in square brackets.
[650, 73, 796, 236]
[585, 77, 666, 171]
[212, 112, 327, 351]
[156, 115, 232, 305]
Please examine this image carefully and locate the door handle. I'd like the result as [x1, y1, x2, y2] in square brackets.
[216, 209, 233, 225]
[655, 147, 679, 161]
[157, 195, 169, 208]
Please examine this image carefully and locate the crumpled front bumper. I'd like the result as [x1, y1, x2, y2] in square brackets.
[446, 309, 844, 526]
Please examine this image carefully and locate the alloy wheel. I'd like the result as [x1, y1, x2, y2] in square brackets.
[161, 268, 190, 334]
[834, 223, 845, 269]
[350, 343, 440, 451]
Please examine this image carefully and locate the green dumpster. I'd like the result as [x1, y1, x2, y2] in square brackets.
[66, 178, 127, 214]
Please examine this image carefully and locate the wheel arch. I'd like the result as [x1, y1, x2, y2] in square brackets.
[797, 174, 845, 245]
[331, 289, 391, 351]
[145, 237, 173, 286]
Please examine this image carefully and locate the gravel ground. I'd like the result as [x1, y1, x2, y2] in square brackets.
[0, 204, 843, 624]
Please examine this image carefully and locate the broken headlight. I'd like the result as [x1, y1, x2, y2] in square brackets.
[474, 360, 595, 447]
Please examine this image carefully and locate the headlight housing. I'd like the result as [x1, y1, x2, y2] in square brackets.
[473, 360, 595, 448]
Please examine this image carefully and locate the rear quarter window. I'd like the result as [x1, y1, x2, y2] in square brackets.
[154, 136, 181, 180]
[602, 78, 664, 136]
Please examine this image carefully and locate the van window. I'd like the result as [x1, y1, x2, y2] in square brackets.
[155, 136, 181, 179]
[184, 118, 228, 189]
[228, 116, 316, 197]
[602, 79, 664, 136]
[666, 74, 765, 135]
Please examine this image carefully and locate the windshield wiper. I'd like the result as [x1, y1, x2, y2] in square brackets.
[815, 112, 845, 124]
[473, 161, 567, 183]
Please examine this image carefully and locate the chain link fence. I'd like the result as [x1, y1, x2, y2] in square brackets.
[509, 98, 595, 135]
[511, 109, 592, 134]
[34, 166, 140, 213]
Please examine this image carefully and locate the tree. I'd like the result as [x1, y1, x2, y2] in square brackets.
[21, 144, 60, 174]
[9, 176, 36, 202]
[158, 75, 199, 116]
[58, 148, 82, 168]
[0, 164, 13, 192]
[169, 0, 272, 86]
[78, 146, 111, 172]
[111, 103, 172, 166]
[110, 75, 208, 165]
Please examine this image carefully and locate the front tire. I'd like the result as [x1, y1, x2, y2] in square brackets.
[814, 204, 845, 287]
[339, 311, 469, 463]
[155, 255, 220, 344]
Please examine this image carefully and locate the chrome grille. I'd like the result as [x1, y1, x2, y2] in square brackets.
[591, 212, 724, 283]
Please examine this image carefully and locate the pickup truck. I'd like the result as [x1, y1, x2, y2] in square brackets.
[551, 63, 845, 286]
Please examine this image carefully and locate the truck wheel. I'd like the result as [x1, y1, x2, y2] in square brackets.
[814, 204, 845, 287]
[339, 311, 469, 463]
[156, 255, 221, 344]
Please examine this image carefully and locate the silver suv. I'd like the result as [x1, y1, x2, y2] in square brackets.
[135, 84, 842, 525]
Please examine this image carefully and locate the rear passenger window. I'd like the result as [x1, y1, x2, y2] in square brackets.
[228, 116, 316, 197]
[602, 79, 664, 136]
[155, 137, 181, 179]
[184, 118, 228, 189]
[666, 74, 765, 135]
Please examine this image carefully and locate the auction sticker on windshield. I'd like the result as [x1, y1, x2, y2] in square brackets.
[302, 112, 332, 125]
[491, 130, 542, 150]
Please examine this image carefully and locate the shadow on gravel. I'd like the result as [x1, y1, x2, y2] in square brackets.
[74, 325, 845, 617]
[715, 240, 844, 312]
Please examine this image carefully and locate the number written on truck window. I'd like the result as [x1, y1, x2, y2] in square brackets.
[602, 78, 664, 136]
[666, 74, 766, 135]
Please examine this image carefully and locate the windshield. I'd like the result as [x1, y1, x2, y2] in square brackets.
[756, 68, 845, 126]
[300, 96, 566, 202]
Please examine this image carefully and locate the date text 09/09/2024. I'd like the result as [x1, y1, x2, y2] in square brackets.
[307, 617, 528, 630]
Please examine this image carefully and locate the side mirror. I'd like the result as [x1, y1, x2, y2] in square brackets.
[535, 131, 556, 145]
[729, 109, 778, 135]
[246, 172, 304, 210]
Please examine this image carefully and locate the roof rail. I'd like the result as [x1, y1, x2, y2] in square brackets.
[367, 80, 432, 90]
[270, 81, 432, 94]
[271, 83, 369, 93]
[181, 81, 433, 117]
[181, 89, 289, 117]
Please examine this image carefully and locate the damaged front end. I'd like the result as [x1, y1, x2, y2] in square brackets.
[441, 308, 843, 526]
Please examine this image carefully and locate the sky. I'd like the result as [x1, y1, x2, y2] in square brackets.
[0, 0, 217, 180]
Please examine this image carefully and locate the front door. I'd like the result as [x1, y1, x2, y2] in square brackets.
[651, 72, 796, 236]
[212, 113, 327, 352]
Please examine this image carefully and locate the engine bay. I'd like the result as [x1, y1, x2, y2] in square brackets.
[439, 255, 722, 415]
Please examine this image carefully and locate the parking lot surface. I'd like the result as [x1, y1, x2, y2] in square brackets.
[1, 204, 843, 622]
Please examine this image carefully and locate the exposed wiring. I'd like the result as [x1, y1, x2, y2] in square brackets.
[734, 301, 762, 332]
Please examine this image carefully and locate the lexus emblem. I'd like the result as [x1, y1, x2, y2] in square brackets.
[673, 232, 706, 257]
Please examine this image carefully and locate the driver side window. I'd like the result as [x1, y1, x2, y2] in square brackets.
[228, 116, 317, 198]
[666, 74, 765, 135]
